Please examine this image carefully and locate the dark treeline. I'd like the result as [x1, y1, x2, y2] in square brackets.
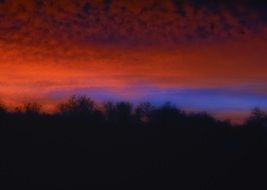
[0, 96, 267, 189]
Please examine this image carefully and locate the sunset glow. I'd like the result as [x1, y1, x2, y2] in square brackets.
[0, 0, 267, 122]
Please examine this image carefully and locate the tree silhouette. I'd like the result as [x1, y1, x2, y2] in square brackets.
[115, 101, 133, 126]
[135, 102, 155, 124]
[58, 96, 95, 116]
[0, 97, 266, 189]
[246, 107, 267, 127]
[23, 103, 41, 115]
[103, 101, 117, 125]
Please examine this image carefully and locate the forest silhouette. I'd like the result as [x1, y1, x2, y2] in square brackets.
[0, 96, 267, 189]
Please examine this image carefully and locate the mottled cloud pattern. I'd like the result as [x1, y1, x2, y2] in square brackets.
[0, 0, 266, 45]
[0, 0, 267, 123]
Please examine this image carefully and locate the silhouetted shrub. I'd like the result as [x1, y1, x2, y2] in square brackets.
[150, 102, 186, 128]
[23, 103, 42, 115]
[135, 102, 155, 124]
[103, 101, 116, 122]
[58, 96, 95, 117]
[246, 107, 267, 128]
[115, 101, 132, 124]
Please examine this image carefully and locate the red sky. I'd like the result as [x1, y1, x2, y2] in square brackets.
[0, 0, 267, 122]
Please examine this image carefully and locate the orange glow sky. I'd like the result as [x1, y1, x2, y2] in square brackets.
[0, 0, 267, 123]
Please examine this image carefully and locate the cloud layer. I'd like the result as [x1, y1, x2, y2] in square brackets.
[0, 0, 266, 46]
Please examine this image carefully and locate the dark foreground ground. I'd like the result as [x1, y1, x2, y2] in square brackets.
[0, 97, 267, 189]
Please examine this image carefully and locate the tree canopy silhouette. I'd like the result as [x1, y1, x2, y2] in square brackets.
[0, 96, 267, 189]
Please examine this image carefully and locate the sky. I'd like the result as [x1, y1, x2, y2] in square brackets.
[0, 0, 267, 123]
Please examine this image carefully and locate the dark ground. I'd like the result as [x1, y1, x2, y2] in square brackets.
[0, 97, 267, 189]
